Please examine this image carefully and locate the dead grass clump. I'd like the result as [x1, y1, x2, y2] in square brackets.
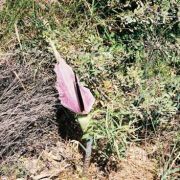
[0, 50, 58, 166]
[22, 140, 83, 179]
[21, 140, 105, 180]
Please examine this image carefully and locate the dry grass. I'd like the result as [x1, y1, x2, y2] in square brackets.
[2, 139, 106, 179]
[21, 140, 83, 179]
[0, 49, 58, 166]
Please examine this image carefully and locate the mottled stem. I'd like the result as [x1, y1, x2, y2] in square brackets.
[83, 137, 93, 176]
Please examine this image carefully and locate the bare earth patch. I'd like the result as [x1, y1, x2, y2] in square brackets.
[0, 0, 5, 11]
[109, 145, 157, 180]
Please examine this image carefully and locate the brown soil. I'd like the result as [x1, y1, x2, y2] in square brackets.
[109, 145, 157, 180]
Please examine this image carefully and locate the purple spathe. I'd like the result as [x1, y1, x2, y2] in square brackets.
[54, 61, 95, 114]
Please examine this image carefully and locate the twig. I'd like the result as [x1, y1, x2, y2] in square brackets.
[14, 21, 22, 50]
[12, 70, 29, 96]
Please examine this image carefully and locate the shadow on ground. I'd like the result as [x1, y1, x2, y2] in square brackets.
[54, 99, 83, 141]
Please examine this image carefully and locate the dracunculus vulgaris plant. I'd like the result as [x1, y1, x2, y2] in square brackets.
[48, 39, 95, 175]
